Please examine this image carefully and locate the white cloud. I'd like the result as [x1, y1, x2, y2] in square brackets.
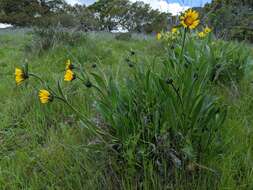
[130, 0, 189, 15]
[66, 0, 82, 5]
[0, 23, 13, 28]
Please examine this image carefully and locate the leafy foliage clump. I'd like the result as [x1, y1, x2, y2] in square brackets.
[92, 50, 226, 186]
[27, 26, 86, 53]
[209, 40, 250, 84]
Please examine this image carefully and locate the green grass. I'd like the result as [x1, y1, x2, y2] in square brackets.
[0, 30, 253, 189]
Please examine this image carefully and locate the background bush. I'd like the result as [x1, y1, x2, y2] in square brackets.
[27, 26, 86, 53]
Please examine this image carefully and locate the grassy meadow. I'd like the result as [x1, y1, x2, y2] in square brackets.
[0, 28, 253, 189]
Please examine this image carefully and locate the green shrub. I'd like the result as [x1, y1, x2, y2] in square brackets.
[28, 26, 86, 53]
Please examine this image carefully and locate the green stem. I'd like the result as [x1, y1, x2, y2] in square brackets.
[170, 83, 183, 107]
[92, 84, 105, 97]
[180, 28, 187, 60]
[29, 73, 45, 85]
[76, 75, 85, 82]
[77, 75, 105, 97]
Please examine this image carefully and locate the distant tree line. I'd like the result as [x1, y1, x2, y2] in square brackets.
[0, 0, 252, 42]
[0, 0, 172, 34]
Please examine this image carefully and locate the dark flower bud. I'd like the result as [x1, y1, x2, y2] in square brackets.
[112, 144, 122, 152]
[130, 50, 135, 56]
[193, 73, 198, 80]
[166, 78, 173, 85]
[125, 58, 130, 63]
[85, 80, 92, 88]
[128, 63, 134, 67]
[215, 64, 221, 69]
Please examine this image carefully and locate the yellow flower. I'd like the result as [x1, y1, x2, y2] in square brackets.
[39, 89, 52, 104]
[64, 69, 75, 82]
[15, 68, 27, 85]
[204, 26, 212, 34]
[156, 32, 162, 40]
[180, 9, 200, 29]
[65, 59, 74, 70]
[171, 27, 178, 34]
[198, 31, 206, 38]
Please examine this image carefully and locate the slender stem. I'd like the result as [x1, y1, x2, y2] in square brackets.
[48, 86, 59, 97]
[193, 162, 218, 175]
[75, 75, 84, 82]
[77, 75, 105, 97]
[56, 97, 81, 116]
[171, 83, 183, 107]
[29, 73, 45, 85]
[180, 28, 187, 60]
[92, 84, 105, 97]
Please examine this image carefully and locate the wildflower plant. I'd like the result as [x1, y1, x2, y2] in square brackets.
[180, 9, 200, 30]
[39, 89, 53, 104]
[198, 31, 206, 38]
[18, 54, 225, 181]
[64, 69, 76, 82]
[15, 9, 250, 187]
[198, 26, 212, 39]
[157, 30, 180, 48]
[171, 27, 179, 34]
[204, 26, 212, 34]
[156, 32, 162, 40]
[15, 68, 28, 85]
[15, 63, 29, 85]
[15, 63, 45, 86]
[87, 48, 227, 183]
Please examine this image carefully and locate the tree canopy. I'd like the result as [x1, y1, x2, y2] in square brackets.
[0, 0, 66, 26]
[89, 0, 171, 33]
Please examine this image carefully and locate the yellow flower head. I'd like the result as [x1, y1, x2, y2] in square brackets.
[204, 26, 212, 34]
[39, 89, 53, 104]
[156, 32, 162, 40]
[180, 9, 200, 29]
[171, 27, 178, 34]
[15, 68, 28, 85]
[65, 59, 74, 70]
[64, 69, 76, 82]
[198, 31, 206, 38]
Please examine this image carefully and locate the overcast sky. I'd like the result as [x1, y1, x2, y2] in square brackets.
[66, 0, 211, 15]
